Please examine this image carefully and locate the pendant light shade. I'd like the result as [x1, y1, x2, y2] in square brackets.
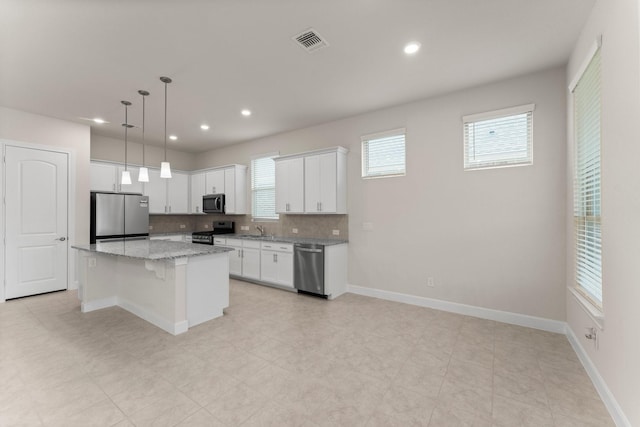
[160, 161, 172, 178]
[137, 90, 150, 182]
[138, 165, 149, 182]
[120, 100, 133, 185]
[160, 76, 172, 179]
[121, 170, 132, 185]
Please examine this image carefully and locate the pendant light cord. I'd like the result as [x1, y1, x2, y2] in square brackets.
[142, 94, 145, 165]
[164, 80, 167, 162]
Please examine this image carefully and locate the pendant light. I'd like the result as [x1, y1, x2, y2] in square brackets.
[137, 89, 150, 182]
[160, 76, 172, 178]
[120, 100, 133, 185]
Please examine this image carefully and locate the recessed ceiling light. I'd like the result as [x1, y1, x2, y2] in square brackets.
[93, 118, 106, 124]
[169, 135, 178, 141]
[404, 42, 421, 55]
[200, 124, 210, 130]
[241, 109, 252, 117]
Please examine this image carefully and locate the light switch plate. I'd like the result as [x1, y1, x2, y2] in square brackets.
[332, 229, 340, 236]
[241, 225, 250, 231]
[179, 224, 186, 229]
[292, 228, 298, 234]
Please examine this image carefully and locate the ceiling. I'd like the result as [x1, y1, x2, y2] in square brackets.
[0, 0, 594, 153]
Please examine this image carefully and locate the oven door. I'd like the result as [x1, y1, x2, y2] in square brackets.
[203, 194, 225, 213]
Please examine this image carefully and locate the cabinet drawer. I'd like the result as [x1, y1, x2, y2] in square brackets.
[261, 242, 293, 253]
[226, 238, 242, 247]
[242, 240, 261, 249]
[213, 237, 227, 245]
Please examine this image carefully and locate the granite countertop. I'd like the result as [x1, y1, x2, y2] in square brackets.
[72, 239, 233, 261]
[222, 234, 348, 246]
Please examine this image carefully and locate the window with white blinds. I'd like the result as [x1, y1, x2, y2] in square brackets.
[463, 104, 535, 170]
[251, 154, 278, 220]
[361, 128, 406, 178]
[572, 47, 602, 305]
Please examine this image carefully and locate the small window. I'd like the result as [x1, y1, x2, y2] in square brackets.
[251, 154, 279, 220]
[361, 128, 406, 178]
[463, 104, 535, 170]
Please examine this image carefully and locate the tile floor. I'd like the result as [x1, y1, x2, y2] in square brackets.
[0, 279, 614, 426]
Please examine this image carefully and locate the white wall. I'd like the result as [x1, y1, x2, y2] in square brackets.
[0, 107, 90, 245]
[0, 106, 91, 298]
[195, 66, 568, 321]
[91, 133, 196, 172]
[566, 0, 640, 425]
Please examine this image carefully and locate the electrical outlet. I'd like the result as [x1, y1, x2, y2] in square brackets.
[362, 222, 374, 231]
[241, 225, 249, 231]
[332, 229, 340, 236]
[179, 224, 186, 229]
[88, 258, 97, 267]
[204, 224, 209, 229]
[292, 228, 298, 234]
[427, 277, 435, 287]
[148, 225, 153, 230]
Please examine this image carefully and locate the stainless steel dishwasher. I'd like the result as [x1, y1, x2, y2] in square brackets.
[294, 243, 325, 296]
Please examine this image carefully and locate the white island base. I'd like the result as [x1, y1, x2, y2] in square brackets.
[77, 251, 229, 335]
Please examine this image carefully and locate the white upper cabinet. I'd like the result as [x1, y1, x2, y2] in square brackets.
[144, 168, 189, 214]
[117, 165, 144, 194]
[145, 169, 166, 213]
[275, 157, 304, 214]
[90, 162, 117, 192]
[205, 169, 225, 195]
[304, 152, 339, 213]
[90, 162, 145, 194]
[275, 147, 347, 214]
[167, 172, 189, 214]
[190, 172, 206, 214]
[224, 165, 247, 214]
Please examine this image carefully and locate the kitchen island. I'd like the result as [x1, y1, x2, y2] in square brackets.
[73, 239, 233, 335]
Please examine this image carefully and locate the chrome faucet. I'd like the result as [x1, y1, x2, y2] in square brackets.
[256, 225, 265, 236]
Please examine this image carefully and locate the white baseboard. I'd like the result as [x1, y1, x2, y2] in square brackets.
[347, 284, 566, 333]
[118, 298, 188, 336]
[81, 296, 117, 312]
[566, 327, 631, 427]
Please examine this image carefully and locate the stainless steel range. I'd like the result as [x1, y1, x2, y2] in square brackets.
[192, 221, 235, 245]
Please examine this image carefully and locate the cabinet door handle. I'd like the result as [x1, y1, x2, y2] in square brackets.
[275, 253, 278, 262]
[319, 202, 322, 211]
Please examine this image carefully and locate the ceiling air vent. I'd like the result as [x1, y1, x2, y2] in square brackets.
[293, 28, 328, 53]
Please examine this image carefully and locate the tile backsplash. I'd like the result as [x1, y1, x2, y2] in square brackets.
[149, 214, 348, 240]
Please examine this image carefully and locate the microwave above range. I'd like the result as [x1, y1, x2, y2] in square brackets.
[203, 194, 225, 214]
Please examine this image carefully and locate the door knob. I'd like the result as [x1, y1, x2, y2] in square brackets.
[57, 237, 66, 241]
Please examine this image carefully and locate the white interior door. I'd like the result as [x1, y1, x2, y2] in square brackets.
[5, 146, 68, 299]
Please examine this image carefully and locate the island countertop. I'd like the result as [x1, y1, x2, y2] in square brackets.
[72, 239, 233, 261]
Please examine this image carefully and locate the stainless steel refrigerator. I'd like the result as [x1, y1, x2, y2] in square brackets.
[90, 192, 149, 243]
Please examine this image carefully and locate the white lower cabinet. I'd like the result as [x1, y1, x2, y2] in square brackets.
[222, 238, 260, 280]
[242, 245, 261, 280]
[260, 242, 294, 288]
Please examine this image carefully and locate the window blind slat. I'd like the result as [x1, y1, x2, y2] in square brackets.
[573, 48, 602, 305]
